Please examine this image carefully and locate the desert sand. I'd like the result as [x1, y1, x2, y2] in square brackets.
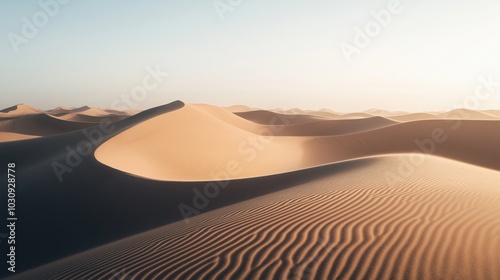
[1, 101, 499, 279]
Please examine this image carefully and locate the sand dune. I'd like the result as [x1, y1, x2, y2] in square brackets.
[8, 155, 500, 280]
[0, 105, 133, 142]
[388, 112, 438, 122]
[362, 109, 407, 117]
[235, 110, 329, 125]
[484, 110, 500, 117]
[2, 101, 500, 279]
[236, 112, 398, 136]
[272, 108, 374, 120]
[96, 103, 500, 181]
[47, 106, 133, 119]
[223, 105, 254, 112]
[95, 103, 305, 181]
[45, 105, 92, 115]
[301, 118, 500, 171]
[306, 111, 341, 119]
[0, 113, 100, 136]
[53, 113, 128, 123]
[96, 103, 399, 181]
[0, 104, 41, 118]
[438, 109, 500, 120]
[336, 112, 377, 119]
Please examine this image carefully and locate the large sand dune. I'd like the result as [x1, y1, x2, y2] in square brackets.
[1, 100, 499, 279]
[95, 103, 500, 181]
[8, 155, 500, 280]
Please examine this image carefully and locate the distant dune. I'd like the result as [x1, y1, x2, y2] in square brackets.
[235, 110, 329, 125]
[388, 112, 438, 122]
[223, 104, 255, 112]
[484, 110, 500, 117]
[1, 101, 499, 279]
[0, 105, 133, 142]
[0, 104, 40, 117]
[439, 109, 500, 120]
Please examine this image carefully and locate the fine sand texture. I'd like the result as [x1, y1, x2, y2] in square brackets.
[1, 101, 499, 279]
[8, 155, 500, 280]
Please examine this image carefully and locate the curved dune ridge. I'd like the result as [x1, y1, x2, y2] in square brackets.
[9, 155, 500, 280]
[94, 103, 399, 181]
[95, 103, 306, 181]
[95, 102, 500, 181]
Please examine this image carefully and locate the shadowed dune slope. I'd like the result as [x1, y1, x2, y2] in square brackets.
[8, 155, 500, 280]
[0, 101, 189, 273]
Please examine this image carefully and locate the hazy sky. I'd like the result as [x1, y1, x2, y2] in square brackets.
[1, 0, 500, 111]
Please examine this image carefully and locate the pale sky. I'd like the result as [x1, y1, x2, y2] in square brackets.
[1, 0, 500, 112]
